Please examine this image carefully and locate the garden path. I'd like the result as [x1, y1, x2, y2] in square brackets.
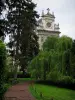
[4, 82, 35, 100]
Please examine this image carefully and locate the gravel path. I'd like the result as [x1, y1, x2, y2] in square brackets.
[4, 82, 35, 100]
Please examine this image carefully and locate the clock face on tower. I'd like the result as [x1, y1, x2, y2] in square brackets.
[46, 22, 51, 27]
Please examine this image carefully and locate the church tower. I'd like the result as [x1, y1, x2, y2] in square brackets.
[37, 8, 60, 49]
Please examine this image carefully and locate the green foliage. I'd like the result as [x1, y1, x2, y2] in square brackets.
[0, 40, 6, 99]
[29, 36, 75, 85]
[56, 36, 72, 52]
[6, 56, 13, 72]
[6, 0, 39, 76]
[43, 36, 58, 51]
[70, 40, 75, 78]
[47, 71, 62, 82]
[30, 84, 75, 100]
[59, 76, 73, 84]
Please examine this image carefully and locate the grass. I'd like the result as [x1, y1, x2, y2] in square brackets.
[9, 78, 32, 84]
[17, 78, 32, 82]
[30, 84, 75, 100]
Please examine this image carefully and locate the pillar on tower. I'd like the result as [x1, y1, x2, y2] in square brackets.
[42, 10, 44, 16]
[47, 8, 50, 14]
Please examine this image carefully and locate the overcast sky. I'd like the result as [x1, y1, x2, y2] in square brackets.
[32, 0, 75, 39]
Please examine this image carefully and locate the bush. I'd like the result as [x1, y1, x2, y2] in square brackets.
[17, 72, 30, 78]
[6, 72, 14, 81]
[73, 79, 75, 84]
[0, 83, 11, 100]
[6, 71, 31, 81]
[30, 70, 37, 79]
[0, 40, 6, 99]
[36, 79, 75, 90]
[59, 76, 73, 84]
[47, 71, 61, 82]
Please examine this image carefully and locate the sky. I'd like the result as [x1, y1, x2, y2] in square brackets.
[32, 0, 75, 39]
[5, 0, 75, 42]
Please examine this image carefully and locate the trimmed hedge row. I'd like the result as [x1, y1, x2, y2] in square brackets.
[17, 72, 31, 78]
[35, 80, 75, 90]
[7, 72, 31, 79]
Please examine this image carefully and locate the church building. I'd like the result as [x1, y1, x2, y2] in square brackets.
[37, 8, 61, 49]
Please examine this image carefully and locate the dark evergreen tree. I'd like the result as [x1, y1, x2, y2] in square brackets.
[0, 0, 4, 13]
[0, 0, 9, 38]
[6, 0, 39, 75]
[0, 0, 5, 37]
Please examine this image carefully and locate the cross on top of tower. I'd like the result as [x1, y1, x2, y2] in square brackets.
[47, 8, 50, 14]
[42, 10, 44, 16]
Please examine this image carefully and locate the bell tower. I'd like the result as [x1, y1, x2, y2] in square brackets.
[37, 8, 60, 49]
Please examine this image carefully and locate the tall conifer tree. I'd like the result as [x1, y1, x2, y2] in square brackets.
[7, 0, 39, 75]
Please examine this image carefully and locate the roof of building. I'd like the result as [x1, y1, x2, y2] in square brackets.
[41, 8, 55, 18]
[42, 13, 55, 18]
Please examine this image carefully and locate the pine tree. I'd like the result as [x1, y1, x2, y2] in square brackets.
[0, 0, 9, 38]
[6, 0, 39, 75]
[0, 0, 5, 37]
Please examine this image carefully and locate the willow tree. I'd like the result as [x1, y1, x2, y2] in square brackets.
[70, 40, 75, 78]
[29, 36, 73, 81]
[56, 36, 72, 75]
[43, 36, 58, 51]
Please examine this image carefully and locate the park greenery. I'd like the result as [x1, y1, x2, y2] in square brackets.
[0, 0, 39, 80]
[29, 36, 75, 87]
[30, 84, 75, 100]
[0, 40, 7, 99]
[0, 0, 75, 100]
[6, 0, 39, 80]
[0, 0, 39, 99]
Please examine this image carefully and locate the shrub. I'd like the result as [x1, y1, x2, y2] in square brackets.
[47, 71, 62, 82]
[6, 72, 14, 82]
[17, 72, 30, 78]
[0, 40, 6, 99]
[73, 79, 75, 84]
[59, 76, 73, 84]
[31, 70, 37, 79]
[6, 71, 31, 81]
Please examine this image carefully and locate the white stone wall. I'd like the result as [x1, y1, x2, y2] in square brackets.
[37, 10, 60, 49]
[38, 30, 59, 49]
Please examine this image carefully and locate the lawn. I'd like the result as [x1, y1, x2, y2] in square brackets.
[17, 78, 32, 82]
[10, 78, 32, 84]
[30, 84, 75, 100]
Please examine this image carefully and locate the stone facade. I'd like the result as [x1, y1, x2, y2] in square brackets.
[37, 8, 60, 49]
